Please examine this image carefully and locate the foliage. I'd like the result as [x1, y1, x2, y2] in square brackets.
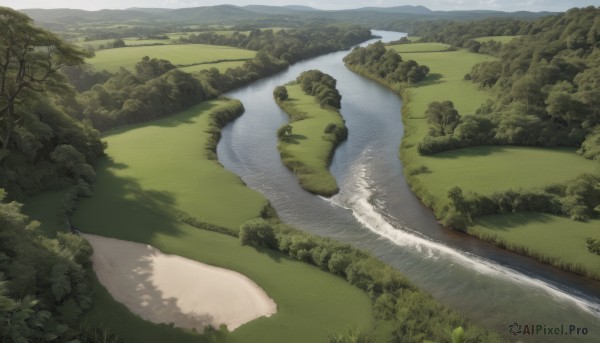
[296, 70, 342, 109]
[425, 101, 460, 136]
[0, 198, 95, 342]
[440, 173, 600, 230]
[276, 124, 293, 139]
[586, 238, 600, 255]
[0, 7, 89, 150]
[0, 7, 105, 199]
[134, 56, 176, 81]
[80, 68, 210, 131]
[460, 7, 600, 158]
[181, 25, 372, 64]
[411, 17, 527, 48]
[273, 85, 288, 101]
[344, 41, 430, 85]
[239, 218, 278, 249]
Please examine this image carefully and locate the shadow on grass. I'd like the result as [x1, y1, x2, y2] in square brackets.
[428, 145, 510, 159]
[103, 102, 220, 138]
[475, 212, 555, 231]
[282, 134, 307, 144]
[248, 245, 283, 263]
[73, 156, 184, 244]
[413, 73, 444, 87]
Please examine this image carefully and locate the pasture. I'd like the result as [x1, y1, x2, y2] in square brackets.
[276, 83, 346, 196]
[387, 42, 451, 53]
[470, 213, 600, 280]
[87, 44, 255, 72]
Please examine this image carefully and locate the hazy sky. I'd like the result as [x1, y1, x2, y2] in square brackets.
[1, 0, 597, 12]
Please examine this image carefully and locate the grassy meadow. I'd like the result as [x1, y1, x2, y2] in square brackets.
[22, 99, 376, 342]
[178, 60, 249, 73]
[470, 213, 600, 279]
[374, 43, 600, 277]
[387, 42, 451, 53]
[87, 44, 255, 72]
[276, 83, 347, 196]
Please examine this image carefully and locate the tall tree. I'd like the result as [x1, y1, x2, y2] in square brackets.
[0, 7, 88, 150]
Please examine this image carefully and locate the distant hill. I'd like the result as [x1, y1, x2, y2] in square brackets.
[20, 4, 556, 28]
[351, 5, 432, 14]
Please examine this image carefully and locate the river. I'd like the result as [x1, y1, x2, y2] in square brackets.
[218, 31, 600, 342]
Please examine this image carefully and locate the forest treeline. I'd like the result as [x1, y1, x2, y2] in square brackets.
[418, 7, 600, 159]
[181, 25, 372, 64]
[343, 41, 430, 85]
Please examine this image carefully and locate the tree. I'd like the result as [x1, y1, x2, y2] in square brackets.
[273, 85, 288, 101]
[425, 101, 460, 136]
[276, 124, 293, 139]
[0, 7, 89, 150]
[239, 218, 277, 249]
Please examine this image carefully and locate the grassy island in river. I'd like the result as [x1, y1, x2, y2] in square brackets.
[274, 70, 348, 196]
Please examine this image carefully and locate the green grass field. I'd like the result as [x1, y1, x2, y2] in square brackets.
[416, 146, 600, 206]
[87, 44, 255, 72]
[276, 84, 346, 196]
[473, 35, 519, 43]
[178, 60, 248, 73]
[40, 99, 375, 342]
[470, 213, 600, 279]
[387, 42, 451, 53]
[391, 47, 600, 278]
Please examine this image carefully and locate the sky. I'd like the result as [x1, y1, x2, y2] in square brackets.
[0, 0, 597, 12]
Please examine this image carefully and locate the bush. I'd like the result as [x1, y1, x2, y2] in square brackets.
[417, 135, 465, 155]
[585, 238, 600, 255]
[239, 218, 278, 249]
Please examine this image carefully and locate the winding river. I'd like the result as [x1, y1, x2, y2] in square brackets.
[218, 31, 600, 342]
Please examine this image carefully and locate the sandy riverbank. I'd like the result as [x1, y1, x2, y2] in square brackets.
[83, 234, 277, 331]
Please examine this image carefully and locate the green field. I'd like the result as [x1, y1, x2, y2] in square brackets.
[41, 99, 375, 342]
[470, 213, 600, 279]
[416, 146, 600, 207]
[473, 35, 519, 43]
[387, 42, 451, 53]
[178, 60, 248, 73]
[391, 47, 600, 277]
[276, 84, 346, 196]
[87, 44, 255, 72]
[76, 37, 180, 49]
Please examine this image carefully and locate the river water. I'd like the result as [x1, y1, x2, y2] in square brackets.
[218, 31, 600, 342]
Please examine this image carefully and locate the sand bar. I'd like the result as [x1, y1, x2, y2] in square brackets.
[83, 234, 277, 331]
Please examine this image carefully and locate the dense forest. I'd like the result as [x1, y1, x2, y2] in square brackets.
[343, 41, 430, 86]
[416, 7, 600, 157]
[427, 7, 600, 229]
[0, 8, 105, 199]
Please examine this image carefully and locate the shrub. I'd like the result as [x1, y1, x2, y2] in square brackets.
[239, 218, 278, 249]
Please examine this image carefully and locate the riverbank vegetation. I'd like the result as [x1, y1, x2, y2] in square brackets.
[343, 8, 600, 280]
[274, 70, 347, 196]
